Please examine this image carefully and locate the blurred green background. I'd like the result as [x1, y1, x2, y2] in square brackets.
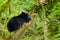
[0, 0, 60, 40]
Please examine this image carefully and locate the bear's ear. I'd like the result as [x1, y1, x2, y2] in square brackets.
[19, 12, 25, 16]
[22, 12, 25, 13]
[21, 12, 26, 14]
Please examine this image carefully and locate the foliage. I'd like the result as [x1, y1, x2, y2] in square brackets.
[0, 0, 60, 40]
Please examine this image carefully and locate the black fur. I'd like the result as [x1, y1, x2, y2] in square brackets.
[7, 12, 31, 32]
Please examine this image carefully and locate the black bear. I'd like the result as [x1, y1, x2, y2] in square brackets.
[7, 12, 31, 32]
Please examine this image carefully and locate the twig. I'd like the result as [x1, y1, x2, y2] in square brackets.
[41, 4, 48, 40]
